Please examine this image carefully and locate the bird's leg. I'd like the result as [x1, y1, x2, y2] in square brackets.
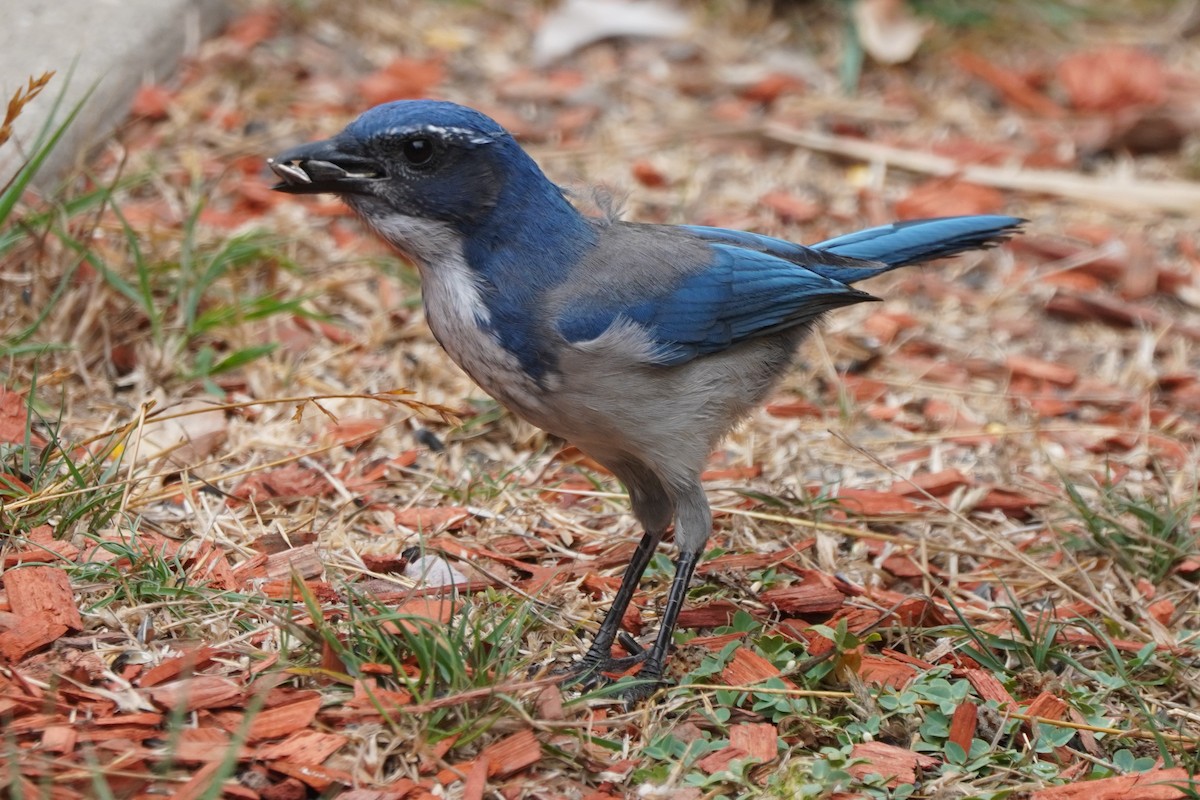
[609, 548, 701, 705]
[558, 526, 664, 689]
[608, 479, 710, 706]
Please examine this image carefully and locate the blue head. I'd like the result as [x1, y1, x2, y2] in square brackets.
[269, 100, 588, 245]
[270, 100, 597, 380]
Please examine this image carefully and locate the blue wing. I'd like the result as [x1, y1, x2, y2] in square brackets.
[558, 215, 1022, 367]
[558, 243, 873, 366]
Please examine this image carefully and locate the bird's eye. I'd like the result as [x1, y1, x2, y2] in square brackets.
[401, 137, 436, 166]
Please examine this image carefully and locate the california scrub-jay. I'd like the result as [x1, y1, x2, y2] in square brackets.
[269, 100, 1021, 703]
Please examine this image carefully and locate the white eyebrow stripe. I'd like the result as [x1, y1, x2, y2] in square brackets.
[381, 124, 498, 144]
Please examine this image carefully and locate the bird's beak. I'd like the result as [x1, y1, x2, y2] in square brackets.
[267, 137, 384, 195]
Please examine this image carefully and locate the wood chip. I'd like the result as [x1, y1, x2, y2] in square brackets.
[0, 617, 68, 662]
[269, 759, 356, 791]
[695, 745, 749, 774]
[393, 506, 472, 531]
[719, 646, 796, 688]
[1029, 767, 1194, 800]
[758, 581, 845, 615]
[265, 543, 326, 580]
[172, 727, 237, 764]
[2, 525, 80, 567]
[729, 722, 778, 762]
[213, 692, 323, 742]
[1005, 354, 1078, 387]
[834, 488, 921, 516]
[40, 725, 77, 754]
[138, 646, 219, 686]
[847, 741, 939, 786]
[145, 675, 242, 712]
[948, 701, 978, 752]
[891, 468, 971, 498]
[4, 566, 84, 631]
[174, 760, 226, 800]
[256, 729, 349, 763]
[675, 599, 742, 629]
[462, 756, 489, 800]
[392, 595, 458, 633]
[480, 729, 541, 778]
[857, 654, 918, 688]
[959, 668, 1016, 706]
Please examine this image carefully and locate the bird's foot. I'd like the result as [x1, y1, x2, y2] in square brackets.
[554, 635, 669, 706]
[554, 632, 649, 691]
[555, 650, 646, 692]
[556, 658, 666, 707]
[606, 672, 667, 708]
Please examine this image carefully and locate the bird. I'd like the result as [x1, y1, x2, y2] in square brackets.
[269, 99, 1022, 704]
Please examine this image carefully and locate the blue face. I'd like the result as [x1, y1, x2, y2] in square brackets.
[271, 100, 522, 231]
[269, 99, 599, 380]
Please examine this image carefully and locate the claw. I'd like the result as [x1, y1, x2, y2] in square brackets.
[554, 648, 648, 691]
[610, 674, 666, 708]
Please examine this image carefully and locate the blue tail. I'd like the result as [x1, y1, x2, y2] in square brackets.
[682, 215, 1023, 286]
[814, 215, 1024, 277]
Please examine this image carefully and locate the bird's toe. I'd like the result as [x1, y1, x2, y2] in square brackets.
[554, 650, 648, 691]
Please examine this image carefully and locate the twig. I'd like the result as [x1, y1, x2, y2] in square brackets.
[763, 122, 1200, 214]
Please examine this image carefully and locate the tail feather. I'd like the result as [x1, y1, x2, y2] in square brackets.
[814, 215, 1025, 272]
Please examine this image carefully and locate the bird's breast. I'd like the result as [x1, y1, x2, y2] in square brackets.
[419, 252, 552, 422]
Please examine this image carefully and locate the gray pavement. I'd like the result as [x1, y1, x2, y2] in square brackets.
[1, 0, 230, 192]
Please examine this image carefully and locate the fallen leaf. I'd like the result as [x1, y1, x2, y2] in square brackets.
[130, 84, 173, 119]
[953, 51, 1063, 118]
[631, 159, 668, 188]
[0, 388, 41, 446]
[761, 190, 821, 224]
[891, 468, 971, 498]
[852, 0, 931, 65]
[835, 488, 921, 516]
[1005, 354, 1078, 387]
[1057, 47, 1166, 112]
[896, 176, 1006, 219]
[233, 463, 332, 504]
[224, 8, 281, 51]
[358, 58, 445, 106]
[392, 506, 472, 531]
[532, 0, 690, 66]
